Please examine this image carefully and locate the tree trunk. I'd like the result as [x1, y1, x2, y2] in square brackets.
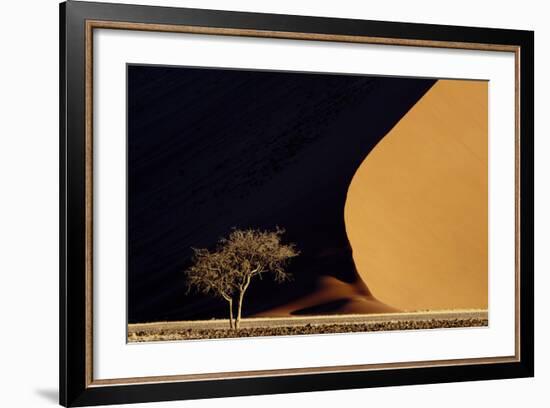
[227, 298, 235, 330]
[235, 290, 245, 330]
[235, 275, 252, 330]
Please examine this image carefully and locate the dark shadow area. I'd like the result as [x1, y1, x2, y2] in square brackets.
[292, 299, 351, 315]
[127, 65, 435, 322]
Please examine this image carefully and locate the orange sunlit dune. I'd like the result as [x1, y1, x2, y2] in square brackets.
[345, 79, 488, 312]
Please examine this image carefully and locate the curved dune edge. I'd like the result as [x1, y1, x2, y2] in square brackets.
[345, 79, 488, 312]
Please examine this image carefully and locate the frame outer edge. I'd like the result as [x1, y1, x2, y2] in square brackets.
[59, 1, 68, 406]
[68, 0, 529, 43]
[519, 30, 534, 377]
[61, 1, 534, 405]
[64, 0, 89, 406]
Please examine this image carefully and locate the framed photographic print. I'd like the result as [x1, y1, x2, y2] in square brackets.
[59, 0, 534, 406]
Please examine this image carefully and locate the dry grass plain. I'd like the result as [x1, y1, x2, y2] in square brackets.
[128, 309, 488, 342]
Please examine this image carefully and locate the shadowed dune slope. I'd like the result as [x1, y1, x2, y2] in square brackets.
[127, 66, 436, 322]
[254, 276, 397, 317]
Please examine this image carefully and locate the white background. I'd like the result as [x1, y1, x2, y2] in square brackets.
[0, 0, 545, 407]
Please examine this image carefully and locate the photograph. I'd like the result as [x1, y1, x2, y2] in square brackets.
[126, 65, 489, 342]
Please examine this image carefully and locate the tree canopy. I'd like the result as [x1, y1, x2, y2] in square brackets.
[185, 228, 299, 329]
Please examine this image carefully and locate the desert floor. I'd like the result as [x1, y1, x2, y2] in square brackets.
[128, 309, 488, 342]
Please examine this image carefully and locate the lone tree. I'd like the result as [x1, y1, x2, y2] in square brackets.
[185, 228, 299, 329]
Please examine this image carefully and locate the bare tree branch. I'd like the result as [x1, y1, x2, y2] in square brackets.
[184, 228, 299, 329]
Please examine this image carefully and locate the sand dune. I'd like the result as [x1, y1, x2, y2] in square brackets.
[258, 79, 488, 317]
[128, 72, 435, 323]
[345, 79, 488, 311]
[255, 276, 397, 317]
